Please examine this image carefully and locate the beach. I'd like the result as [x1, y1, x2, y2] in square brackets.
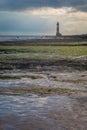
[0, 39, 87, 130]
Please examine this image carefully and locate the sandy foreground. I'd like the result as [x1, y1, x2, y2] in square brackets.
[0, 68, 87, 130]
[0, 38, 87, 129]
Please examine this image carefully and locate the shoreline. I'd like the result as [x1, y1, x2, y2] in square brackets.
[0, 39, 87, 46]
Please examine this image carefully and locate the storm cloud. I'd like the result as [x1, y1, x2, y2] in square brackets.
[0, 0, 87, 12]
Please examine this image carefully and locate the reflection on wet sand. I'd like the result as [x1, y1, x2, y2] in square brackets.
[0, 94, 87, 130]
[0, 71, 87, 130]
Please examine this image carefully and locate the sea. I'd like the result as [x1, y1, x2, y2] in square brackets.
[0, 35, 56, 41]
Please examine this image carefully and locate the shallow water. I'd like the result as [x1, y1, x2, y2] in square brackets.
[0, 94, 87, 130]
[0, 94, 75, 130]
[0, 95, 72, 118]
[0, 71, 87, 129]
[0, 71, 87, 91]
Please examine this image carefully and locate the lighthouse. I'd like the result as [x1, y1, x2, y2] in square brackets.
[56, 22, 61, 37]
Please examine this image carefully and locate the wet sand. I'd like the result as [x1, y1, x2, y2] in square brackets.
[0, 94, 87, 130]
[0, 41, 87, 129]
[0, 69, 87, 130]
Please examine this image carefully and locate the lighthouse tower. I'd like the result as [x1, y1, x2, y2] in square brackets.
[56, 22, 61, 36]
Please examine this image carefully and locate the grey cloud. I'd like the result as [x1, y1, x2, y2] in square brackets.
[0, 0, 87, 12]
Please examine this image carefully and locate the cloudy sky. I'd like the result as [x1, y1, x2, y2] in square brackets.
[0, 0, 87, 35]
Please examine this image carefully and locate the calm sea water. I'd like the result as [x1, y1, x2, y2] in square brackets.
[0, 35, 55, 41]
